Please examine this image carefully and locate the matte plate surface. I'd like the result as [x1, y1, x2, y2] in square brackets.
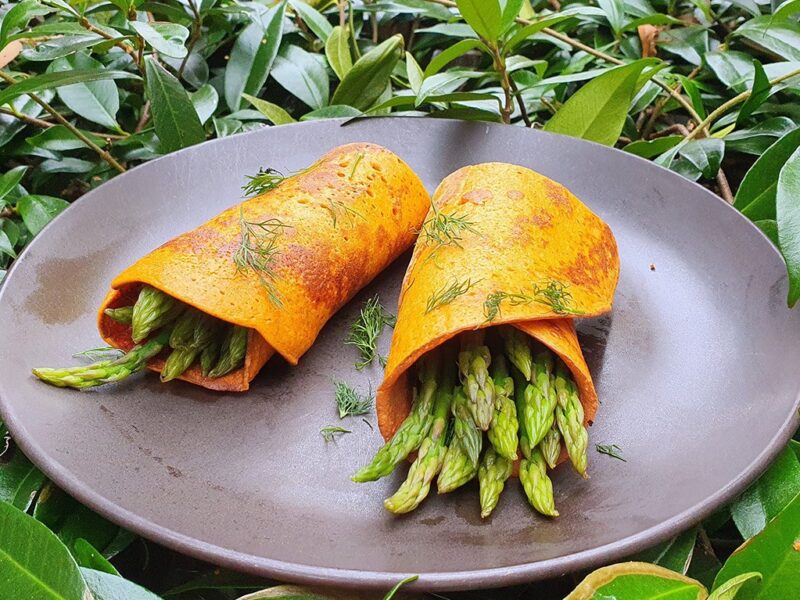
[1, 119, 799, 591]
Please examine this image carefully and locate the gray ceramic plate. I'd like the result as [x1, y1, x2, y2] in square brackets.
[1, 118, 799, 592]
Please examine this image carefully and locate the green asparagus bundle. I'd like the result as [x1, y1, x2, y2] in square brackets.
[554, 361, 589, 479]
[478, 446, 512, 518]
[519, 448, 559, 517]
[437, 387, 482, 493]
[523, 351, 558, 448]
[487, 356, 518, 461]
[33, 285, 248, 389]
[458, 330, 495, 431]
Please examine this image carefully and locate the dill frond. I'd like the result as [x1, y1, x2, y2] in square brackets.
[596, 443, 626, 462]
[348, 152, 365, 179]
[482, 290, 533, 322]
[233, 208, 290, 306]
[419, 203, 478, 251]
[425, 277, 480, 314]
[483, 279, 583, 322]
[325, 199, 366, 229]
[345, 295, 395, 369]
[242, 167, 288, 196]
[335, 380, 373, 418]
[320, 425, 351, 442]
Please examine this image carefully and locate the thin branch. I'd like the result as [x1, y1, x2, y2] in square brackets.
[135, 100, 151, 133]
[509, 76, 532, 127]
[489, 44, 514, 124]
[178, 0, 203, 80]
[642, 64, 702, 138]
[0, 71, 126, 173]
[0, 107, 127, 139]
[716, 168, 733, 204]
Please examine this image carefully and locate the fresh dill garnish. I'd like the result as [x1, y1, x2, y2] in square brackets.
[362, 418, 374, 430]
[325, 199, 365, 229]
[425, 277, 480, 314]
[596, 443, 626, 462]
[335, 380, 373, 418]
[233, 208, 290, 306]
[419, 202, 478, 250]
[242, 167, 288, 196]
[482, 279, 583, 321]
[345, 295, 396, 369]
[348, 151, 365, 179]
[320, 425, 351, 442]
[72, 346, 124, 360]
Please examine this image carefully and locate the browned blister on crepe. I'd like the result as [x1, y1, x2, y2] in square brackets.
[377, 163, 619, 459]
[98, 143, 431, 391]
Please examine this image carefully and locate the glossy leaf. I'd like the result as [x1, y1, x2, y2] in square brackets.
[0, 69, 137, 106]
[499, 0, 525, 33]
[624, 135, 683, 159]
[190, 84, 219, 125]
[405, 51, 424, 94]
[0, 231, 15, 259]
[81, 567, 161, 600]
[777, 148, 800, 306]
[50, 53, 120, 131]
[20, 34, 107, 62]
[0, 446, 45, 510]
[129, 21, 188, 58]
[544, 60, 658, 145]
[731, 442, 800, 538]
[565, 562, 707, 599]
[145, 56, 205, 153]
[224, 1, 286, 111]
[25, 125, 106, 151]
[736, 128, 800, 219]
[242, 93, 296, 125]
[680, 138, 724, 179]
[679, 75, 706, 119]
[713, 493, 800, 599]
[290, 0, 332, 42]
[424, 39, 487, 77]
[705, 50, 754, 93]
[634, 528, 697, 574]
[271, 45, 329, 110]
[597, 0, 625, 34]
[708, 573, 763, 600]
[733, 17, 800, 62]
[17, 195, 69, 236]
[300, 105, 361, 120]
[0, 500, 87, 600]
[331, 35, 404, 110]
[755, 220, 779, 246]
[455, 0, 502, 42]
[73, 538, 119, 575]
[737, 61, 770, 127]
[326, 26, 353, 81]
[0, 166, 27, 205]
[726, 119, 798, 156]
[0, 0, 54, 50]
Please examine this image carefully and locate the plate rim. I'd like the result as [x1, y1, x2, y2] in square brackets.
[1, 117, 798, 591]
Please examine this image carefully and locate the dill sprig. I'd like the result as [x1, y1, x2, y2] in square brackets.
[72, 346, 124, 360]
[482, 279, 583, 321]
[348, 151, 365, 179]
[335, 380, 373, 418]
[233, 208, 290, 306]
[345, 295, 395, 369]
[596, 443, 626, 462]
[320, 425, 351, 442]
[419, 202, 478, 251]
[425, 277, 480, 314]
[325, 199, 365, 229]
[242, 167, 288, 196]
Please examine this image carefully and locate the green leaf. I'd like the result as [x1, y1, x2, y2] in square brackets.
[17, 194, 69, 236]
[405, 51, 424, 94]
[597, 0, 625, 35]
[0, 69, 137, 106]
[736, 128, 800, 219]
[0, 166, 27, 206]
[224, 1, 286, 111]
[162, 569, 267, 596]
[658, 25, 708, 66]
[271, 45, 329, 110]
[499, 0, 524, 33]
[679, 75, 706, 119]
[20, 34, 108, 61]
[726, 119, 798, 156]
[712, 492, 800, 599]
[81, 567, 161, 600]
[0, 0, 53, 50]
[424, 39, 487, 77]
[242, 93, 295, 124]
[0, 92, 51, 149]
[190, 84, 218, 125]
[755, 220, 779, 245]
[415, 69, 483, 106]
[776, 147, 800, 306]
[708, 573, 763, 600]
[680, 138, 724, 179]
[300, 105, 362, 120]
[129, 20, 189, 58]
[331, 34, 404, 111]
[25, 125, 105, 151]
[733, 16, 800, 62]
[0, 446, 45, 509]
[144, 56, 205, 153]
[289, 0, 332, 42]
[737, 61, 771, 127]
[731, 442, 800, 538]
[238, 585, 357, 599]
[633, 528, 697, 574]
[326, 25, 353, 81]
[704, 50, 755, 93]
[504, 9, 584, 51]
[544, 59, 658, 146]
[73, 539, 119, 576]
[565, 562, 707, 599]
[50, 53, 120, 131]
[455, 0, 502, 42]
[0, 500, 88, 600]
[624, 135, 683, 159]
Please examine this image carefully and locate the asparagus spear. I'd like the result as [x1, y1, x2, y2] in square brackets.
[352, 354, 441, 483]
[458, 331, 494, 430]
[487, 355, 519, 461]
[33, 332, 170, 389]
[131, 286, 184, 343]
[540, 425, 562, 469]
[554, 361, 589, 479]
[207, 325, 248, 378]
[200, 341, 220, 377]
[104, 306, 133, 325]
[437, 387, 481, 494]
[161, 309, 221, 382]
[511, 366, 532, 460]
[500, 326, 533, 381]
[519, 448, 559, 517]
[478, 446, 513, 518]
[384, 376, 453, 514]
[523, 351, 557, 448]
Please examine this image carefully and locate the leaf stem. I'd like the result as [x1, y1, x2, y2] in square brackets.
[0, 71, 126, 173]
[488, 43, 514, 124]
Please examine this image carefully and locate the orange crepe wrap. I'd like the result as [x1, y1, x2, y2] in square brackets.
[377, 163, 619, 464]
[97, 143, 430, 391]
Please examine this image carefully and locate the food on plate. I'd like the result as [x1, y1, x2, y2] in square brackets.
[353, 163, 619, 517]
[33, 143, 430, 392]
